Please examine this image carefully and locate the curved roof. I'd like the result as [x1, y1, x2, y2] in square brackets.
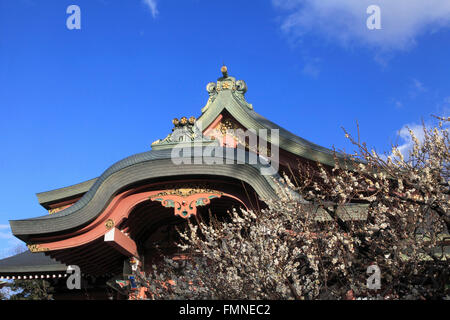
[10, 147, 282, 239]
[35, 69, 351, 208]
[35, 72, 349, 211]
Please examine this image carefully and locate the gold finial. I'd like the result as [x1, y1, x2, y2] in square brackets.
[221, 65, 228, 78]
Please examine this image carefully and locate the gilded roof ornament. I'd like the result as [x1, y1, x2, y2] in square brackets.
[105, 219, 115, 230]
[27, 244, 49, 253]
[201, 66, 252, 113]
[151, 116, 215, 148]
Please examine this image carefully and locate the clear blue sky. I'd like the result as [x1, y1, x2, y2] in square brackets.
[1, 0, 449, 257]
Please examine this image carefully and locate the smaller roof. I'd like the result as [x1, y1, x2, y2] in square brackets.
[0, 251, 67, 279]
[36, 178, 97, 209]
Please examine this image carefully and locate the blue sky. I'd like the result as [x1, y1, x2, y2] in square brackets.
[1, 0, 450, 258]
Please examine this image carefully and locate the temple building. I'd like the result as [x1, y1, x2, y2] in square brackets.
[0, 67, 369, 299]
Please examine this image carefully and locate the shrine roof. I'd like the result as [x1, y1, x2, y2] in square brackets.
[0, 251, 67, 279]
[36, 178, 97, 210]
[11, 66, 355, 240]
[35, 66, 352, 211]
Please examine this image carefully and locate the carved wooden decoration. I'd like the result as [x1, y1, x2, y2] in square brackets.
[149, 188, 223, 218]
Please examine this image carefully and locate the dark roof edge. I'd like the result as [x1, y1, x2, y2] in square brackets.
[0, 265, 68, 274]
[0, 251, 67, 275]
[36, 178, 98, 208]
